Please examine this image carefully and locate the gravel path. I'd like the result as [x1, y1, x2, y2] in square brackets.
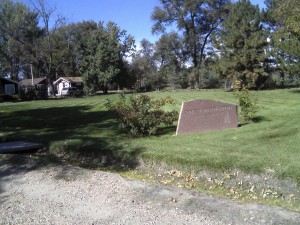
[1, 156, 299, 225]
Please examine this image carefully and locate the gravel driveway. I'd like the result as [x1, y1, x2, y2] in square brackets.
[0, 155, 299, 225]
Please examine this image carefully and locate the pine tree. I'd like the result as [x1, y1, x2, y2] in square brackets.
[214, 0, 269, 88]
[264, 0, 300, 86]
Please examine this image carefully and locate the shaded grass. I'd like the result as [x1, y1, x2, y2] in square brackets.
[0, 97, 142, 170]
[0, 89, 300, 182]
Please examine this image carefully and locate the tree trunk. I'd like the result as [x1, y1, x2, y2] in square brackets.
[103, 85, 108, 94]
[280, 70, 285, 87]
[47, 77, 56, 97]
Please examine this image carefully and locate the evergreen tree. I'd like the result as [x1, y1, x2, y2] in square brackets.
[264, 0, 300, 86]
[77, 22, 135, 94]
[214, 0, 269, 88]
[274, 0, 300, 35]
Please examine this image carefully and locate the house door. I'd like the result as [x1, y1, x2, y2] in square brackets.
[58, 83, 64, 95]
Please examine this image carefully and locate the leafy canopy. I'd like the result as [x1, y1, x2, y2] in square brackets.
[152, 0, 230, 87]
[77, 22, 135, 94]
[106, 94, 178, 136]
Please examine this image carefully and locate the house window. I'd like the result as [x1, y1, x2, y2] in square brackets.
[63, 82, 69, 88]
[5, 84, 15, 94]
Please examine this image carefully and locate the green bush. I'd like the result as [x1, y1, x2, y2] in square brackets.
[106, 94, 178, 136]
[19, 87, 36, 101]
[234, 80, 260, 123]
[0, 94, 17, 102]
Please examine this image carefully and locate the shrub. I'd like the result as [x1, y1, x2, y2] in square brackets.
[19, 87, 36, 101]
[234, 80, 260, 123]
[0, 94, 17, 102]
[106, 94, 178, 136]
[19, 86, 48, 101]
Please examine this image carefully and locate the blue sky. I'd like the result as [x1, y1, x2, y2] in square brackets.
[17, 0, 266, 44]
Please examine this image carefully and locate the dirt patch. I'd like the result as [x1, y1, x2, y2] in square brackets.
[134, 160, 300, 211]
[0, 155, 299, 224]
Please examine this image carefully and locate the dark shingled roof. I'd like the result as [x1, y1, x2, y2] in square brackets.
[0, 77, 19, 84]
[19, 78, 47, 86]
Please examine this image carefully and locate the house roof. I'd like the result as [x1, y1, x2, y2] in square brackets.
[64, 77, 82, 82]
[53, 77, 82, 85]
[19, 78, 47, 86]
[0, 76, 19, 84]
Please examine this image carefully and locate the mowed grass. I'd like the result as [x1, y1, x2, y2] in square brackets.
[0, 89, 300, 183]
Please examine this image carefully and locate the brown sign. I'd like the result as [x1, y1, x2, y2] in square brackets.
[176, 100, 238, 135]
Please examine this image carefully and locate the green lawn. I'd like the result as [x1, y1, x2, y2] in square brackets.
[1, 89, 300, 183]
[136, 89, 300, 182]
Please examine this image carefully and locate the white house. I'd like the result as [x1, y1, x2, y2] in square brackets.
[53, 77, 83, 95]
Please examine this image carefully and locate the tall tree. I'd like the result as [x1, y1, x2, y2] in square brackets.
[130, 39, 157, 91]
[264, 0, 300, 85]
[154, 32, 188, 88]
[77, 21, 135, 94]
[49, 22, 91, 78]
[0, 0, 40, 80]
[274, 0, 300, 35]
[152, 0, 230, 87]
[69, 21, 98, 77]
[213, 0, 269, 88]
[29, 0, 66, 94]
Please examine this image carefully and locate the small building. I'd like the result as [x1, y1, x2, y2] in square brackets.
[19, 78, 48, 100]
[0, 77, 19, 95]
[19, 77, 48, 89]
[53, 77, 83, 95]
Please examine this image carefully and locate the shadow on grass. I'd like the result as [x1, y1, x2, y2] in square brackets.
[290, 89, 300, 94]
[0, 105, 118, 143]
[258, 127, 298, 140]
[238, 116, 270, 127]
[0, 105, 143, 172]
[252, 116, 270, 123]
[156, 126, 177, 136]
[48, 135, 144, 170]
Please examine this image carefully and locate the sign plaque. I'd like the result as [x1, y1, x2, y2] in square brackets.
[176, 100, 238, 135]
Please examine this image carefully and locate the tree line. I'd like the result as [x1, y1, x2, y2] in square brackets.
[0, 0, 299, 94]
